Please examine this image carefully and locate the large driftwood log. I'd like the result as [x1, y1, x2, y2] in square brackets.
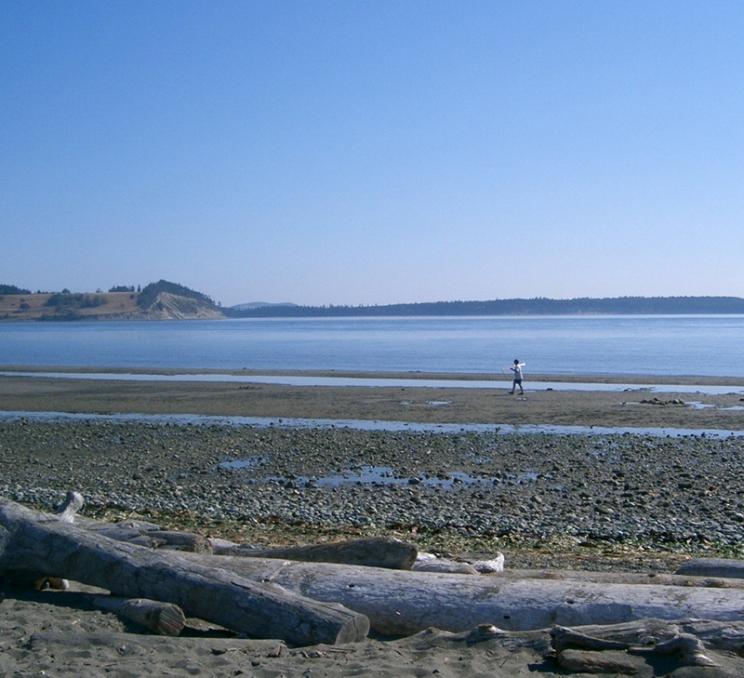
[0, 498, 368, 646]
[675, 558, 744, 579]
[177, 552, 744, 636]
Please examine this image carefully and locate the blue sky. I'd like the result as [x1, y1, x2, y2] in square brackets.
[2, 1, 744, 306]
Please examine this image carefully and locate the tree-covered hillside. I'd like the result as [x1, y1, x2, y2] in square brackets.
[226, 296, 744, 317]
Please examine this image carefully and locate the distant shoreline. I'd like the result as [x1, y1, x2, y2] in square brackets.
[4, 290, 744, 321]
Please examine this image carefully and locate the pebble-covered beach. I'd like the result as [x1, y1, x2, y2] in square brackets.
[3, 419, 742, 569]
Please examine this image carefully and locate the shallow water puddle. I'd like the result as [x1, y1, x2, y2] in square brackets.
[239, 464, 539, 489]
[216, 456, 266, 470]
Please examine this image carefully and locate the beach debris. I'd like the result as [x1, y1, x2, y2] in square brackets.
[176, 550, 744, 637]
[556, 648, 644, 674]
[675, 557, 744, 579]
[412, 556, 479, 574]
[90, 595, 186, 636]
[638, 397, 685, 406]
[211, 536, 418, 569]
[57, 492, 417, 567]
[411, 551, 504, 575]
[471, 553, 505, 573]
[494, 567, 744, 589]
[405, 618, 744, 674]
[4, 492, 744, 653]
[551, 620, 726, 672]
[0, 497, 369, 646]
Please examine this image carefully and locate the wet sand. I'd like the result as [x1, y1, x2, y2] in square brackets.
[1, 369, 744, 430]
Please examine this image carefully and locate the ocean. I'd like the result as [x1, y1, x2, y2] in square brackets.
[1, 315, 742, 378]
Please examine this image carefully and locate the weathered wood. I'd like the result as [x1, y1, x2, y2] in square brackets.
[551, 625, 632, 651]
[146, 530, 212, 553]
[557, 648, 644, 674]
[54, 491, 84, 523]
[76, 523, 212, 553]
[177, 552, 744, 636]
[0, 498, 369, 646]
[412, 558, 478, 575]
[212, 537, 417, 570]
[90, 596, 186, 636]
[470, 555, 504, 573]
[412, 553, 504, 575]
[407, 617, 744, 654]
[675, 557, 744, 579]
[500, 568, 744, 589]
[629, 632, 720, 667]
[55, 492, 411, 566]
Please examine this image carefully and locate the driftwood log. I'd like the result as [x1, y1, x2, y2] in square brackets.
[89, 595, 186, 636]
[211, 537, 417, 569]
[56, 494, 415, 568]
[177, 552, 744, 636]
[675, 557, 744, 579]
[403, 617, 744, 676]
[8, 493, 744, 644]
[0, 498, 369, 646]
[500, 568, 744, 589]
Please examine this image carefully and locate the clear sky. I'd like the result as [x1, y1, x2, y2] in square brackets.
[2, 1, 743, 306]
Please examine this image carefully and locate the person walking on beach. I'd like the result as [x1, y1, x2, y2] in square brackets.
[510, 359, 525, 395]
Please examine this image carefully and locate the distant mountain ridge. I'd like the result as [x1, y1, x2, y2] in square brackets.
[225, 296, 744, 318]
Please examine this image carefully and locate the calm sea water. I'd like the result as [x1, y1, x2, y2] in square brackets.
[0, 315, 743, 378]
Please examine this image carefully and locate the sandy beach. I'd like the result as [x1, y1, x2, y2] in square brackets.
[1, 368, 744, 675]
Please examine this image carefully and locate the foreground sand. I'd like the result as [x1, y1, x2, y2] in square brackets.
[2, 368, 744, 676]
[0, 588, 601, 677]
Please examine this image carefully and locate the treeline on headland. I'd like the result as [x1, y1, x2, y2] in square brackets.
[225, 296, 744, 318]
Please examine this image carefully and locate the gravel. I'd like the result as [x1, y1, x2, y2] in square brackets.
[1, 419, 743, 553]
